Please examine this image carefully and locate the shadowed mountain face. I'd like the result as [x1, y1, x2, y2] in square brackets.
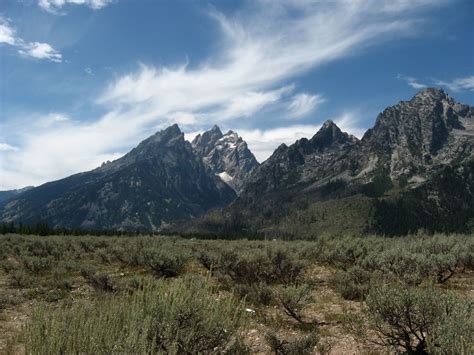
[0, 186, 34, 205]
[191, 89, 474, 237]
[0, 125, 236, 231]
[192, 125, 259, 194]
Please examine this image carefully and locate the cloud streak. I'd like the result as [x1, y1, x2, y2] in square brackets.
[433, 75, 474, 92]
[397, 74, 427, 89]
[398, 73, 474, 92]
[38, 0, 114, 14]
[288, 93, 325, 118]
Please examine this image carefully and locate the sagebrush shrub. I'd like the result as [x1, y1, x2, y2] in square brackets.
[0, 259, 19, 273]
[329, 266, 373, 300]
[349, 282, 473, 354]
[24, 276, 247, 354]
[265, 331, 319, 354]
[82, 271, 117, 292]
[9, 270, 33, 288]
[143, 250, 185, 278]
[275, 284, 312, 324]
[234, 282, 273, 306]
[22, 256, 54, 274]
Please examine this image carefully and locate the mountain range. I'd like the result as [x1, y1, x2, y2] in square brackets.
[1, 88, 473, 236]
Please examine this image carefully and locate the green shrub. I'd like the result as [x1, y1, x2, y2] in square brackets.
[266, 248, 306, 285]
[428, 296, 474, 354]
[0, 259, 19, 273]
[225, 338, 252, 354]
[235, 282, 273, 306]
[24, 276, 247, 354]
[97, 249, 112, 264]
[143, 250, 185, 278]
[275, 284, 312, 324]
[83, 271, 117, 293]
[196, 251, 219, 270]
[0, 290, 24, 311]
[9, 270, 33, 288]
[22, 256, 54, 274]
[329, 266, 372, 300]
[218, 248, 305, 285]
[350, 282, 473, 354]
[265, 331, 319, 354]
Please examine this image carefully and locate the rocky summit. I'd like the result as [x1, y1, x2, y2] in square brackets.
[191, 88, 474, 237]
[192, 125, 259, 194]
[0, 124, 236, 231]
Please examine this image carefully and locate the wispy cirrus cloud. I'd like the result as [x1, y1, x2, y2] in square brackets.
[1, 0, 449, 189]
[38, 0, 114, 14]
[288, 93, 325, 119]
[397, 74, 428, 89]
[397, 73, 474, 92]
[432, 75, 474, 92]
[0, 17, 62, 62]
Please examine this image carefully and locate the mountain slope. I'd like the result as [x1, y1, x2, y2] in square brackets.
[0, 186, 34, 205]
[190, 88, 474, 237]
[1, 125, 236, 231]
[192, 125, 259, 193]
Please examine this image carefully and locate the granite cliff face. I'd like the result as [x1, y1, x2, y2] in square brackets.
[241, 89, 473, 197]
[0, 125, 236, 231]
[356, 88, 473, 183]
[193, 88, 474, 236]
[192, 125, 259, 194]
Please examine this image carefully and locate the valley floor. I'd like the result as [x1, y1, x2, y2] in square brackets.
[0, 233, 472, 354]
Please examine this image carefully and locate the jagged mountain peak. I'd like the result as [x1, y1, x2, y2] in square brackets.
[321, 119, 337, 129]
[1, 123, 236, 231]
[212, 90, 474, 238]
[355, 88, 474, 181]
[210, 124, 223, 134]
[309, 120, 358, 149]
[191, 125, 224, 156]
[192, 126, 259, 193]
[133, 124, 185, 149]
[411, 87, 451, 102]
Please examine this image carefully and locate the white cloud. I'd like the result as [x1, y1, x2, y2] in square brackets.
[397, 74, 427, 89]
[288, 93, 325, 118]
[333, 112, 366, 139]
[238, 124, 323, 162]
[38, 0, 113, 13]
[18, 42, 62, 62]
[0, 20, 16, 45]
[40, 113, 70, 126]
[433, 76, 474, 92]
[0, 17, 62, 63]
[238, 112, 364, 162]
[1, 0, 447, 188]
[0, 143, 19, 152]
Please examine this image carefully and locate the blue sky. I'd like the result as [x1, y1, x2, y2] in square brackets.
[0, 0, 473, 189]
